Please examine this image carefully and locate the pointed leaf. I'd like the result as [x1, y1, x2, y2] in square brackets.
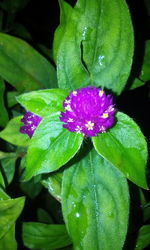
[24, 114, 83, 181]
[17, 89, 68, 117]
[0, 116, 29, 146]
[22, 222, 72, 249]
[92, 112, 148, 189]
[0, 33, 57, 92]
[62, 148, 129, 250]
[54, 0, 134, 94]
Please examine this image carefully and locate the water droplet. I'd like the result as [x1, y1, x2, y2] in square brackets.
[82, 27, 88, 40]
[75, 212, 80, 218]
[98, 55, 105, 66]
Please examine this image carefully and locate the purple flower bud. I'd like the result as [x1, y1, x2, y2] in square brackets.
[20, 112, 42, 138]
[60, 86, 116, 137]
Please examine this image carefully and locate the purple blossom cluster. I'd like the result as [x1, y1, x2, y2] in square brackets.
[60, 86, 116, 137]
[20, 112, 42, 138]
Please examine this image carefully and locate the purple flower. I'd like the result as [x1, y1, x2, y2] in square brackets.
[20, 112, 42, 138]
[60, 86, 116, 137]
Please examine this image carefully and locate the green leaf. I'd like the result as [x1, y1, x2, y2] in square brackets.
[0, 225, 17, 250]
[0, 187, 9, 200]
[139, 40, 150, 82]
[135, 225, 150, 250]
[0, 77, 9, 127]
[0, 151, 16, 160]
[7, 91, 19, 108]
[42, 171, 63, 202]
[0, 0, 30, 13]
[62, 148, 129, 250]
[0, 33, 57, 92]
[24, 113, 83, 181]
[37, 208, 54, 224]
[142, 202, 150, 222]
[130, 40, 150, 90]
[1, 155, 17, 185]
[17, 89, 68, 117]
[129, 78, 145, 90]
[144, 0, 150, 16]
[0, 171, 5, 188]
[22, 222, 72, 249]
[54, 0, 134, 94]
[0, 196, 25, 239]
[0, 116, 29, 146]
[92, 112, 148, 189]
[20, 175, 42, 199]
[12, 23, 32, 41]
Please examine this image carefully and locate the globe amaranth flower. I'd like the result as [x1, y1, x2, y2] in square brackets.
[20, 112, 42, 138]
[60, 86, 116, 137]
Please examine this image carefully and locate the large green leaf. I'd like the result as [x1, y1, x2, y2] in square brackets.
[0, 225, 17, 250]
[24, 113, 83, 181]
[62, 148, 129, 250]
[92, 112, 148, 189]
[0, 77, 9, 127]
[0, 116, 29, 146]
[17, 89, 68, 117]
[22, 222, 72, 249]
[0, 33, 57, 92]
[54, 0, 134, 94]
[135, 225, 150, 250]
[0, 196, 25, 239]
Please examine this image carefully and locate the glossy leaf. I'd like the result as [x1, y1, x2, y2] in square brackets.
[42, 171, 63, 202]
[0, 196, 25, 239]
[62, 148, 129, 250]
[92, 112, 148, 189]
[135, 225, 150, 250]
[54, 0, 134, 94]
[22, 222, 72, 249]
[17, 89, 68, 117]
[0, 77, 9, 127]
[24, 113, 83, 181]
[0, 116, 29, 146]
[0, 33, 57, 92]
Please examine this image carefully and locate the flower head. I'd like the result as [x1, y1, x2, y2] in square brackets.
[60, 86, 116, 137]
[20, 112, 42, 138]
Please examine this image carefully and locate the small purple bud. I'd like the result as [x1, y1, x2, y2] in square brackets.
[20, 112, 42, 138]
[60, 86, 116, 137]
